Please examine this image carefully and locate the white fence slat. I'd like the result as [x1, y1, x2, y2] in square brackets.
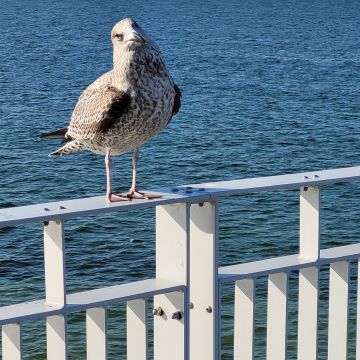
[266, 272, 288, 360]
[153, 291, 184, 360]
[2, 323, 22, 360]
[328, 261, 349, 360]
[127, 299, 147, 360]
[300, 186, 320, 260]
[189, 202, 219, 360]
[86, 307, 107, 360]
[297, 266, 319, 360]
[47, 315, 67, 360]
[155, 204, 189, 284]
[154, 204, 188, 360]
[44, 221, 66, 307]
[234, 279, 255, 360]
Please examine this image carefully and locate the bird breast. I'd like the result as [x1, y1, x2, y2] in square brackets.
[90, 70, 175, 156]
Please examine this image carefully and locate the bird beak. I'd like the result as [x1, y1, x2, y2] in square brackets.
[129, 31, 145, 44]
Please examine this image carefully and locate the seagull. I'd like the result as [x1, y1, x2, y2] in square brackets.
[40, 18, 181, 202]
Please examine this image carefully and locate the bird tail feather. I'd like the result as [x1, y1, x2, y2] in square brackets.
[49, 141, 84, 157]
[39, 128, 67, 140]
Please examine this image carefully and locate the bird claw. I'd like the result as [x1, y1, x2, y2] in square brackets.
[106, 191, 161, 202]
[127, 190, 161, 200]
[106, 193, 129, 202]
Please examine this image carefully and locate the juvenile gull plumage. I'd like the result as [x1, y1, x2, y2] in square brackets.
[40, 18, 181, 202]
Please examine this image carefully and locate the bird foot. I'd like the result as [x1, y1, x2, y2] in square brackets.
[106, 191, 162, 202]
[106, 193, 129, 202]
[127, 189, 162, 200]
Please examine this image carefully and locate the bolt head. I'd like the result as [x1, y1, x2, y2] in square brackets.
[171, 311, 182, 320]
[153, 306, 164, 316]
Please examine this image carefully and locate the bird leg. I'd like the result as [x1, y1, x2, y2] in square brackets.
[127, 149, 161, 200]
[127, 149, 146, 199]
[105, 149, 128, 202]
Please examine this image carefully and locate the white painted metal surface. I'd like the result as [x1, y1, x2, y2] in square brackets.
[153, 291, 184, 360]
[189, 202, 219, 360]
[297, 267, 319, 360]
[0, 279, 184, 326]
[127, 299, 147, 360]
[298, 186, 320, 360]
[328, 261, 349, 360]
[266, 272, 288, 360]
[44, 221, 66, 307]
[234, 279, 255, 360]
[0, 189, 206, 227]
[1, 166, 360, 228]
[154, 204, 188, 360]
[188, 165, 360, 198]
[44, 221, 67, 359]
[86, 307, 107, 360]
[299, 186, 320, 260]
[2, 323, 22, 360]
[0, 165, 359, 359]
[67, 279, 184, 310]
[47, 315, 68, 360]
[219, 243, 360, 282]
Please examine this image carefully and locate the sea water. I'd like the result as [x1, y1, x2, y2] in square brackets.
[0, 0, 360, 358]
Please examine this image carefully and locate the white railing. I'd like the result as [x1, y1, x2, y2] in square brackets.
[1, 166, 360, 359]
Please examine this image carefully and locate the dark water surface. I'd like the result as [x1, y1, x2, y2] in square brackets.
[1, 0, 360, 358]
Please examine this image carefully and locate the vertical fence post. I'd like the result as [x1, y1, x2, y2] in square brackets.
[328, 261, 349, 360]
[2, 323, 22, 360]
[234, 279, 255, 360]
[297, 186, 320, 360]
[154, 204, 189, 360]
[44, 220, 67, 360]
[189, 201, 219, 360]
[299, 186, 320, 260]
[266, 272, 288, 360]
[86, 307, 107, 360]
[127, 299, 147, 360]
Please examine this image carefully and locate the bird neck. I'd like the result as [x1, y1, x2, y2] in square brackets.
[112, 48, 165, 86]
[113, 48, 136, 71]
[113, 51, 138, 86]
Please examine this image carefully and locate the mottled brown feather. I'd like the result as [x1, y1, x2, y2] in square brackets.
[166, 84, 181, 126]
[172, 84, 181, 116]
[66, 77, 131, 140]
[98, 87, 131, 133]
[39, 128, 67, 140]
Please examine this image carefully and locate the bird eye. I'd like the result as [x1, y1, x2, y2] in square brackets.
[115, 33, 124, 41]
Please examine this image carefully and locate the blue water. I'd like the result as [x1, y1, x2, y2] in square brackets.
[1, 0, 360, 358]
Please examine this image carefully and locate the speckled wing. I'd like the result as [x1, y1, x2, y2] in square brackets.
[67, 77, 131, 140]
[166, 83, 181, 126]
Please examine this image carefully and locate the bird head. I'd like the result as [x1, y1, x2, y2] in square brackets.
[111, 18, 160, 53]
